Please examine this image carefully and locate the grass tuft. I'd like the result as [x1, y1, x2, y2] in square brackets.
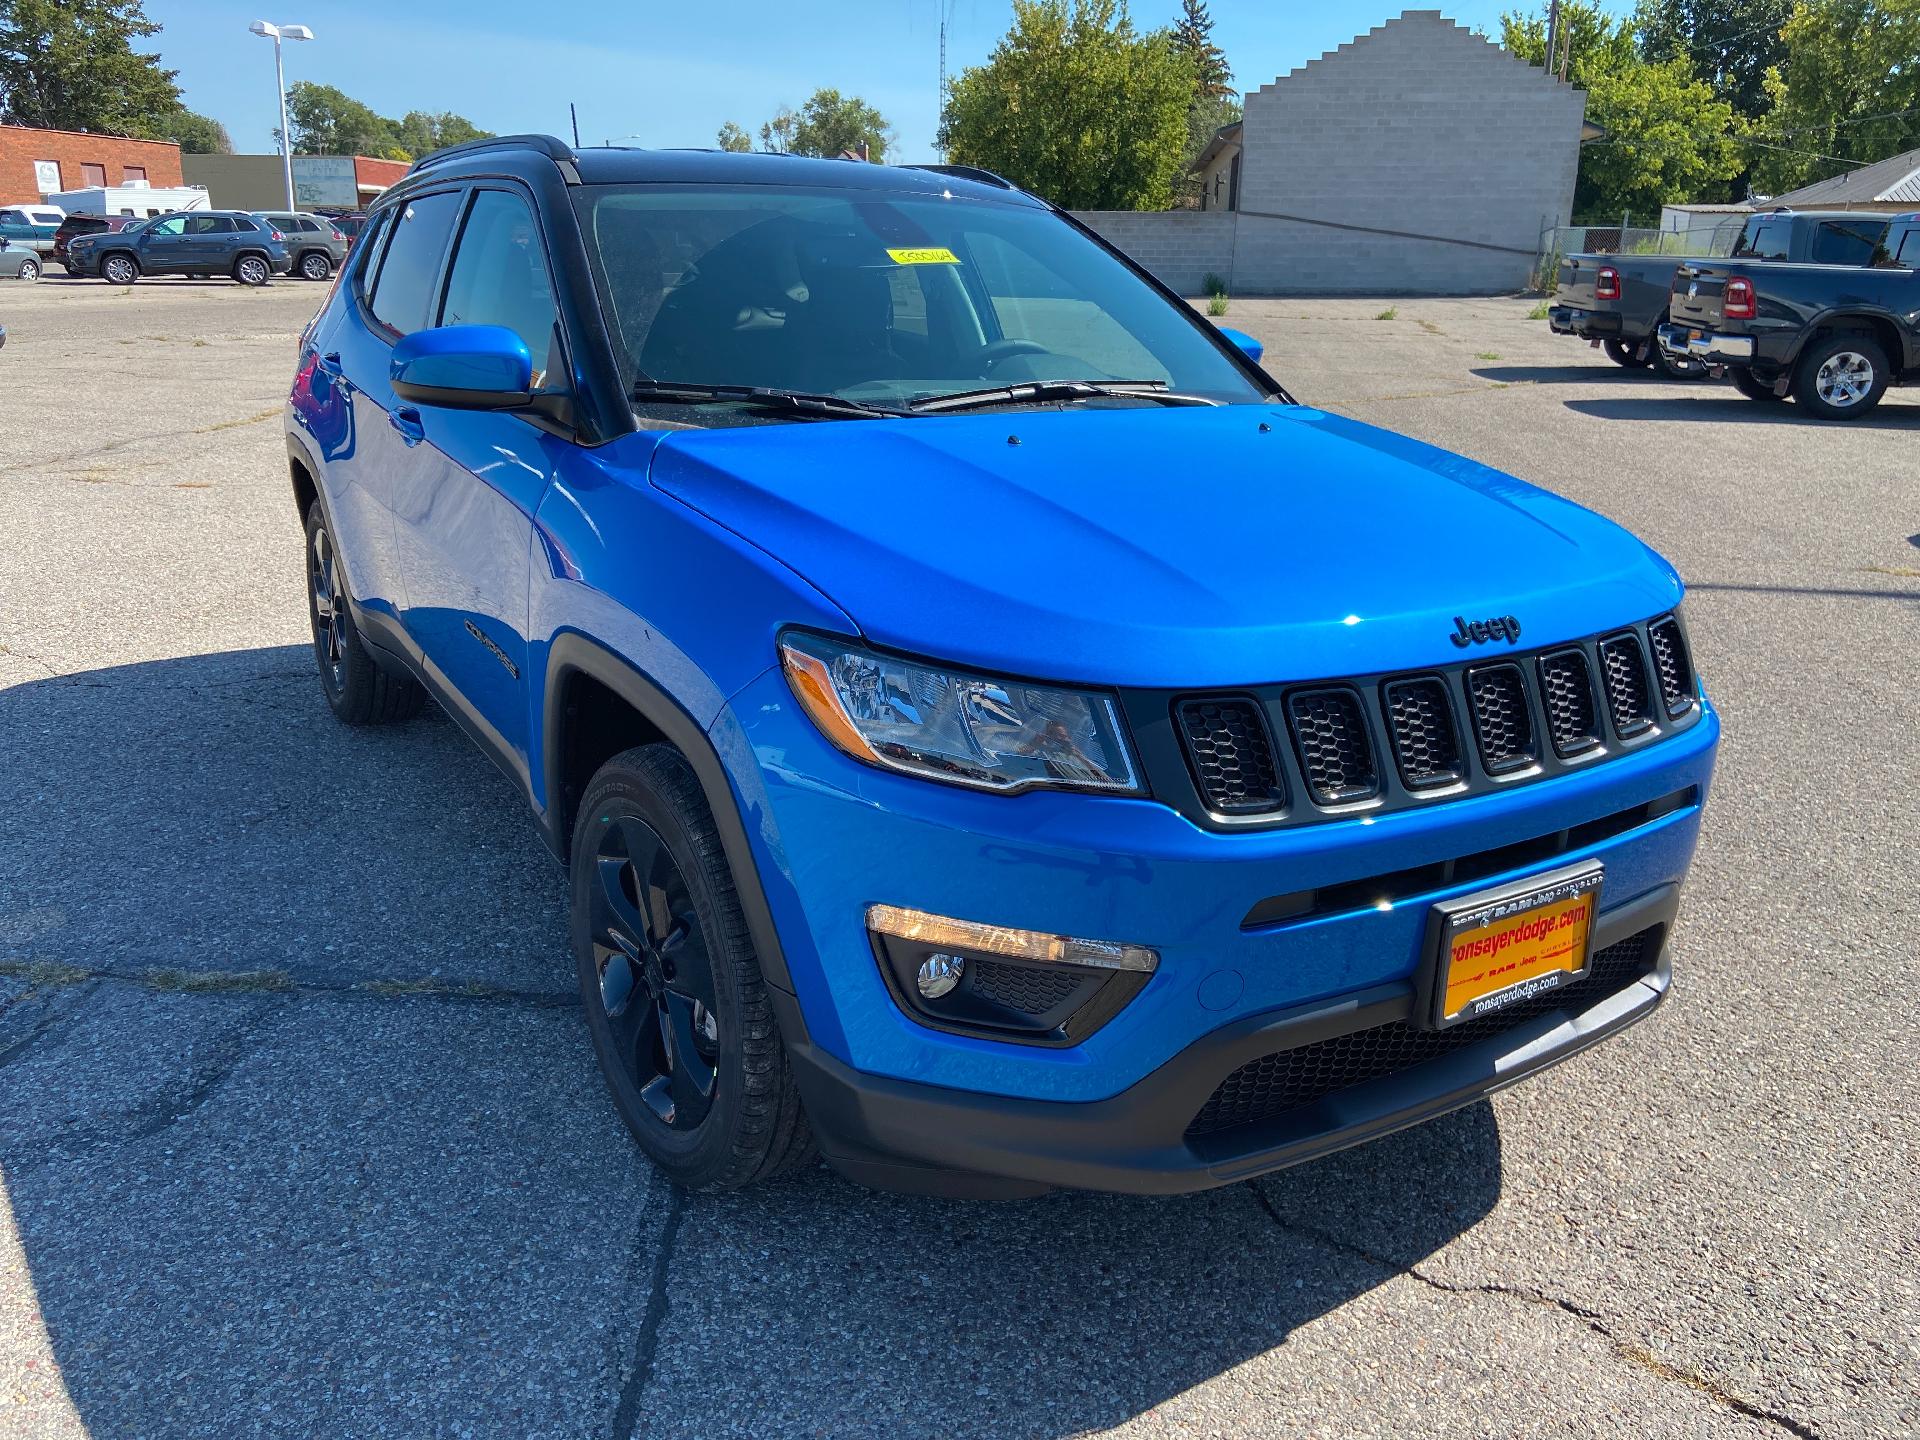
[1374, 306, 1398, 321]
[1476, 351, 1501, 360]
[144, 967, 295, 994]
[1206, 293, 1230, 317]
[1527, 300, 1551, 320]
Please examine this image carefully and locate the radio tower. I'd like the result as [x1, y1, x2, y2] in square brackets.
[937, 0, 956, 159]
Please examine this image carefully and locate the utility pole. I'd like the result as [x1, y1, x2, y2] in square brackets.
[1544, 0, 1561, 79]
[937, 0, 955, 159]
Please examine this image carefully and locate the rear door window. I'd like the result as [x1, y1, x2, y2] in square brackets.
[1733, 219, 1789, 261]
[1811, 219, 1890, 267]
[367, 191, 463, 337]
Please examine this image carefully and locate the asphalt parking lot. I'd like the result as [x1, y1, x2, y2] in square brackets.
[1, 274, 1915, 1440]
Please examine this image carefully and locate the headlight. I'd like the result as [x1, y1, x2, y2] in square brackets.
[780, 632, 1141, 795]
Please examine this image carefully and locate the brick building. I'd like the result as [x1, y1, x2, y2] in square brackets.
[0, 124, 184, 205]
[1074, 11, 1590, 295]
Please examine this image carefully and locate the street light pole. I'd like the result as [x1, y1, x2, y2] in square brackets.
[250, 21, 314, 212]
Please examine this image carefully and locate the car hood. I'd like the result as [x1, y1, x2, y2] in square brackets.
[648, 404, 1681, 688]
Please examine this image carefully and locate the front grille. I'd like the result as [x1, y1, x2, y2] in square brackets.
[1186, 928, 1659, 1140]
[965, 957, 1083, 1017]
[1599, 633, 1654, 736]
[1177, 698, 1283, 814]
[1646, 617, 1695, 717]
[1382, 677, 1463, 789]
[1286, 689, 1378, 805]
[1466, 664, 1536, 773]
[1537, 649, 1602, 757]
[1157, 614, 1698, 828]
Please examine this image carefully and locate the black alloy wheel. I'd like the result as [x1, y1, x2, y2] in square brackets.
[571, 745, 813, 1190]
[309, 520, 349, 697]
[235, 254, 271, 287]
[102, 253, 137, 285]
[585, 810, 721, 1133]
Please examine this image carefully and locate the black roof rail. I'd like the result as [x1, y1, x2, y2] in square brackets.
[414, 133, 578, 171]
[904, 163, 1018, 191]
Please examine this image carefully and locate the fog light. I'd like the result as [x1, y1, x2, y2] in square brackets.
[916, 952, 964, 999]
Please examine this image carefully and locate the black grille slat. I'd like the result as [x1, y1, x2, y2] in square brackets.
[1599, 633, 1654, 736]
[1286, 689, 1379, 805]
[966, 958, 1083, 1016]
[1537, 649, 1602, 758]
[1466, 664, 1537, 774]
[1177, 698, 1284, 815]
[1646, 617, 1695, 717]
[1382, 677, 1463, 789]
[1187, 930, 1658, 1139]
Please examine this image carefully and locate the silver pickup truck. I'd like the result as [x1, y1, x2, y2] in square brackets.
[1548, 210, 1888, 378]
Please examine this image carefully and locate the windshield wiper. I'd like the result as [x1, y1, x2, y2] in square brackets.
[629, 381, 903, 419]
[906, 379, 1221, 414]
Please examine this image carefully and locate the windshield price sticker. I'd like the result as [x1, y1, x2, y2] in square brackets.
[886, 247, 961, 266]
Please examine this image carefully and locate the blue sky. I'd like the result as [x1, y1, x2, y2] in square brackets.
[149, 1, 1631, 163]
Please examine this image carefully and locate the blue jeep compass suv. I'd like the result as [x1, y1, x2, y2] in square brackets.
[286, 136, 1718, 1196]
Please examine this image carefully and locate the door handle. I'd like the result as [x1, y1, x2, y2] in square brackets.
[389, 405, 425, 445]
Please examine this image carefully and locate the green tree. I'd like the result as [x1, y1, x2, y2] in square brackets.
[283, 81, 397, 155]
[941, 0, 1197, 210]
[0, 0, 182, 138]
[1172, 0, 1233, 98]
[716, 120, 752, 152]
[1504, 3, 1746, 220]
[1633, 0, 1791, 119]
[158, 106, 231, 154]
[391, 109, 491, 159]
[787, 87, 893, 161]
[1754, 0, 1920, 193]
[759, 105, 797, 153]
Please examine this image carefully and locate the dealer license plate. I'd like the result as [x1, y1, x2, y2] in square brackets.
[1425, 863, 1603, 1029]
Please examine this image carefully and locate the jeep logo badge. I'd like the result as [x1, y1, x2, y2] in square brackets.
[1450, 614, 1522, 647]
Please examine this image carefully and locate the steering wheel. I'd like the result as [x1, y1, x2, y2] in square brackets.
[977, 338, 1050, 370]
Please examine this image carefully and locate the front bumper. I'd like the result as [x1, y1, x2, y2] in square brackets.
[1658, 322, 1755, 365]
[1548, 305, 1624, 339]
[789, 884, 1676, 1196]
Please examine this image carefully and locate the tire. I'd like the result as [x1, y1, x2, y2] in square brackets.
[1650, 339, 1704, 380]
[572, 744, 814, 1191]
[1602, 338, 1649, 368]
[16, 257, 39, 282]
[1792, 333, 1890, 420]
[1730, 368, 1786, 403]
[234, 253, 271, 287]
[303, 501, 426, 725]
[299, 251, 332, 282]
[101, 253, 137, 286]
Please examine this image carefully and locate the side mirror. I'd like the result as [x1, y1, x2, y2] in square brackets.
[1218, 326, 1264, 365]
[390, 324, 533, 410]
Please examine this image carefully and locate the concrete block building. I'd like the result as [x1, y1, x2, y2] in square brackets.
[1075, 11, 1590, 295]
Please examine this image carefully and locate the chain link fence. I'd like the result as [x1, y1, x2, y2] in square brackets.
[1533, 217, 1751, 292]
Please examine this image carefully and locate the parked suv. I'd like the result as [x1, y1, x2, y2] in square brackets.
[65, 209, 289, 285]
[287, 136, 1718, 1196]
[252, 210, 349, 280]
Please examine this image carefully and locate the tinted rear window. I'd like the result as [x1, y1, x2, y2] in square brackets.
[1810, 219, 1889, 267]
[368, 192, 462, 336]
[1733, 219, 1788, 261]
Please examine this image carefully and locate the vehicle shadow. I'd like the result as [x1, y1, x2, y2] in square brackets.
[1469, 362, 1681, 385]
[1562, 394, 1920, 428]
[0, 648, 1502, 1438]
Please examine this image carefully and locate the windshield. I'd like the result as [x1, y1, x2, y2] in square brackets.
[573, 183, 1265, 413]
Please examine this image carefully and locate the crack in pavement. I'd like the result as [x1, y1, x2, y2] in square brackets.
[118, 1001, 283, 1141]
[1248, 1182, 1823, 1440]
[609, 1178, 688, 1440]
[0, 980, 97, 1071]
[0, 958, 577, 1009]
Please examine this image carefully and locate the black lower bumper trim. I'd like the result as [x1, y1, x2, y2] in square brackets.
[1549, 306, 1626, 338]
[781, 884, 1680, 1197]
